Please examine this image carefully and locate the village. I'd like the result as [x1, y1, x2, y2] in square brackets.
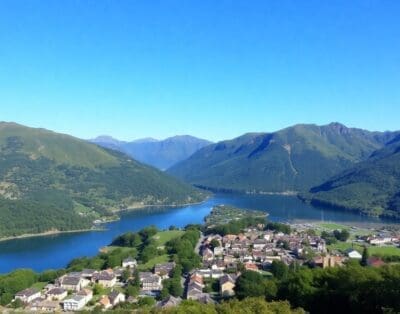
[8, 206, 400, 312]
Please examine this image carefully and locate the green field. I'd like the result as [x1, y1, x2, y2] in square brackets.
[153, 230, 184, 247]
[137, 254, 170, 271]
[328, 242, 400, 257]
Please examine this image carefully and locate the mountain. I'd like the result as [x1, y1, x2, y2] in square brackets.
[0, 122, 206, 238]
[305, 135, 400, 218]
[167, 123, 399, 193]
[90, 135, 212, 170]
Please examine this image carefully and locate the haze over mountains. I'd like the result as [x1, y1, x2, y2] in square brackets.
[90, 135, 212, 170]
[0, 122, 205, 238]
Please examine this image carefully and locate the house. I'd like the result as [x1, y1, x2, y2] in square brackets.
[154, 262, 176, 277]
[81, 269, 97, 279]
[14, 288, 41, 303]
[139, 272, 162, 291]
[347, 249, 362, 259]
[369, 237, 393, 245]
[253, 239, 267, 250]
[99, 295, 112, 309]
[60, 275, 88, 291]
[202, 248, 214, 261]
[220, 274, 236, 297]
[190, 273, 204, 287]
[32, 300, 60, 312]
[95, 271, 117, 287]
[196, 293, 215, 304]
[63, 295, 86, 311]
[108, 290, 125, 307]
[122, 256, 137, 268]
[46, 287, 68, 300]
[313, 255, 344, 268]
[77, 288, 93, 303]
[244, 262, 259, 272]
[157, 295, 182, 309]
[187, 282, 204, 300]
[213, 246, 224, 256]
[211, 269, 224, 279]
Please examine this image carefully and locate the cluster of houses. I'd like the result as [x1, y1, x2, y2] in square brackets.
[11, 225, 399, 311]
[199, 228, 327, 272]
[14, 267, 127, 312]
[184, 225, 398, 301]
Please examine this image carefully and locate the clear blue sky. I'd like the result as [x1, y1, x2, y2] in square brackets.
[0, 0, 399, 142]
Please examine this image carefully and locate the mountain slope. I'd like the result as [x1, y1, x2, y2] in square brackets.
[90, 135, 212, 170]
[167, 123, 398, 193]
[0, 122, 205, 238]
[305, 136, 400, 218]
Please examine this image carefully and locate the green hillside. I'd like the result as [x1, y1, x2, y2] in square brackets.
[305, 136, 400, 218]
[0, 122, 205, 238]
[168, 123, 398, 193]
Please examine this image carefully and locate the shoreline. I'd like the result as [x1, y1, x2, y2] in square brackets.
[0, 227, 105, 243]
[0, 197, 211, 242]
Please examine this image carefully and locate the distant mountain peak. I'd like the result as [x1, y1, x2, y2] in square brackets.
[90, 134, 212, 169]
[91, 135, 121, 142]
[326, 122, 350, 134]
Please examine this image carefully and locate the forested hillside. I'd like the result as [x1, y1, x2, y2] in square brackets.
[305, 136, 400, 218]
[168, 123, 398, 193]
[0, 122, 205, 238]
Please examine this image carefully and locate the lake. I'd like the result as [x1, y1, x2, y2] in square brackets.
[0, 193, 395, 273]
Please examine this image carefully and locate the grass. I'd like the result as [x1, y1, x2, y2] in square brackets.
[102, 246, 137, 254]
[317, 222, 350, 230]
[31, 282, 47, 291]
[137, 254, 170, 271]
[153, 230, 184, 247]
[328, 241, 400, 257]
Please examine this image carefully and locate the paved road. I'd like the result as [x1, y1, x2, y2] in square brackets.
[195, 232, 205, 255]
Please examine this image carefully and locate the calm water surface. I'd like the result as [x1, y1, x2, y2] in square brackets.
[0, 193, 395, 273]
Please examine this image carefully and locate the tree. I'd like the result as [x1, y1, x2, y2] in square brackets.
[121, 269, 130, 282]
[361, 246, 369, 266]
[234, 270, 267, 299]
[126, 284, 139, 297]
[0, 293, 13, 306]
[138, 296, 155, 307]
[92, 283, 105, 296]
[333, 229, 350, 242]
[210, 239, 220, 249]
[271, 260, 289, 280]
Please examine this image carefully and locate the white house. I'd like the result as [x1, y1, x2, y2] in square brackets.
[108, 290, 126, 306]
[347, 249, 362, 259]
[14, 288, 41, 303]
[63, 295, 86, 311]
[46, 287, 68, 301]
[122, 257, 137, 268]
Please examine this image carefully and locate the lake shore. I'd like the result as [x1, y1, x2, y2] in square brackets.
[0, 227, 105, 243]
[0, 197, 211, 242]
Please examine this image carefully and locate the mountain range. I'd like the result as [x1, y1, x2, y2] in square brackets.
[1, 120, 399, 238]
[168, 123, 398, 193]
[0, 122, 205, 238]
[90, 135, 212, 170]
